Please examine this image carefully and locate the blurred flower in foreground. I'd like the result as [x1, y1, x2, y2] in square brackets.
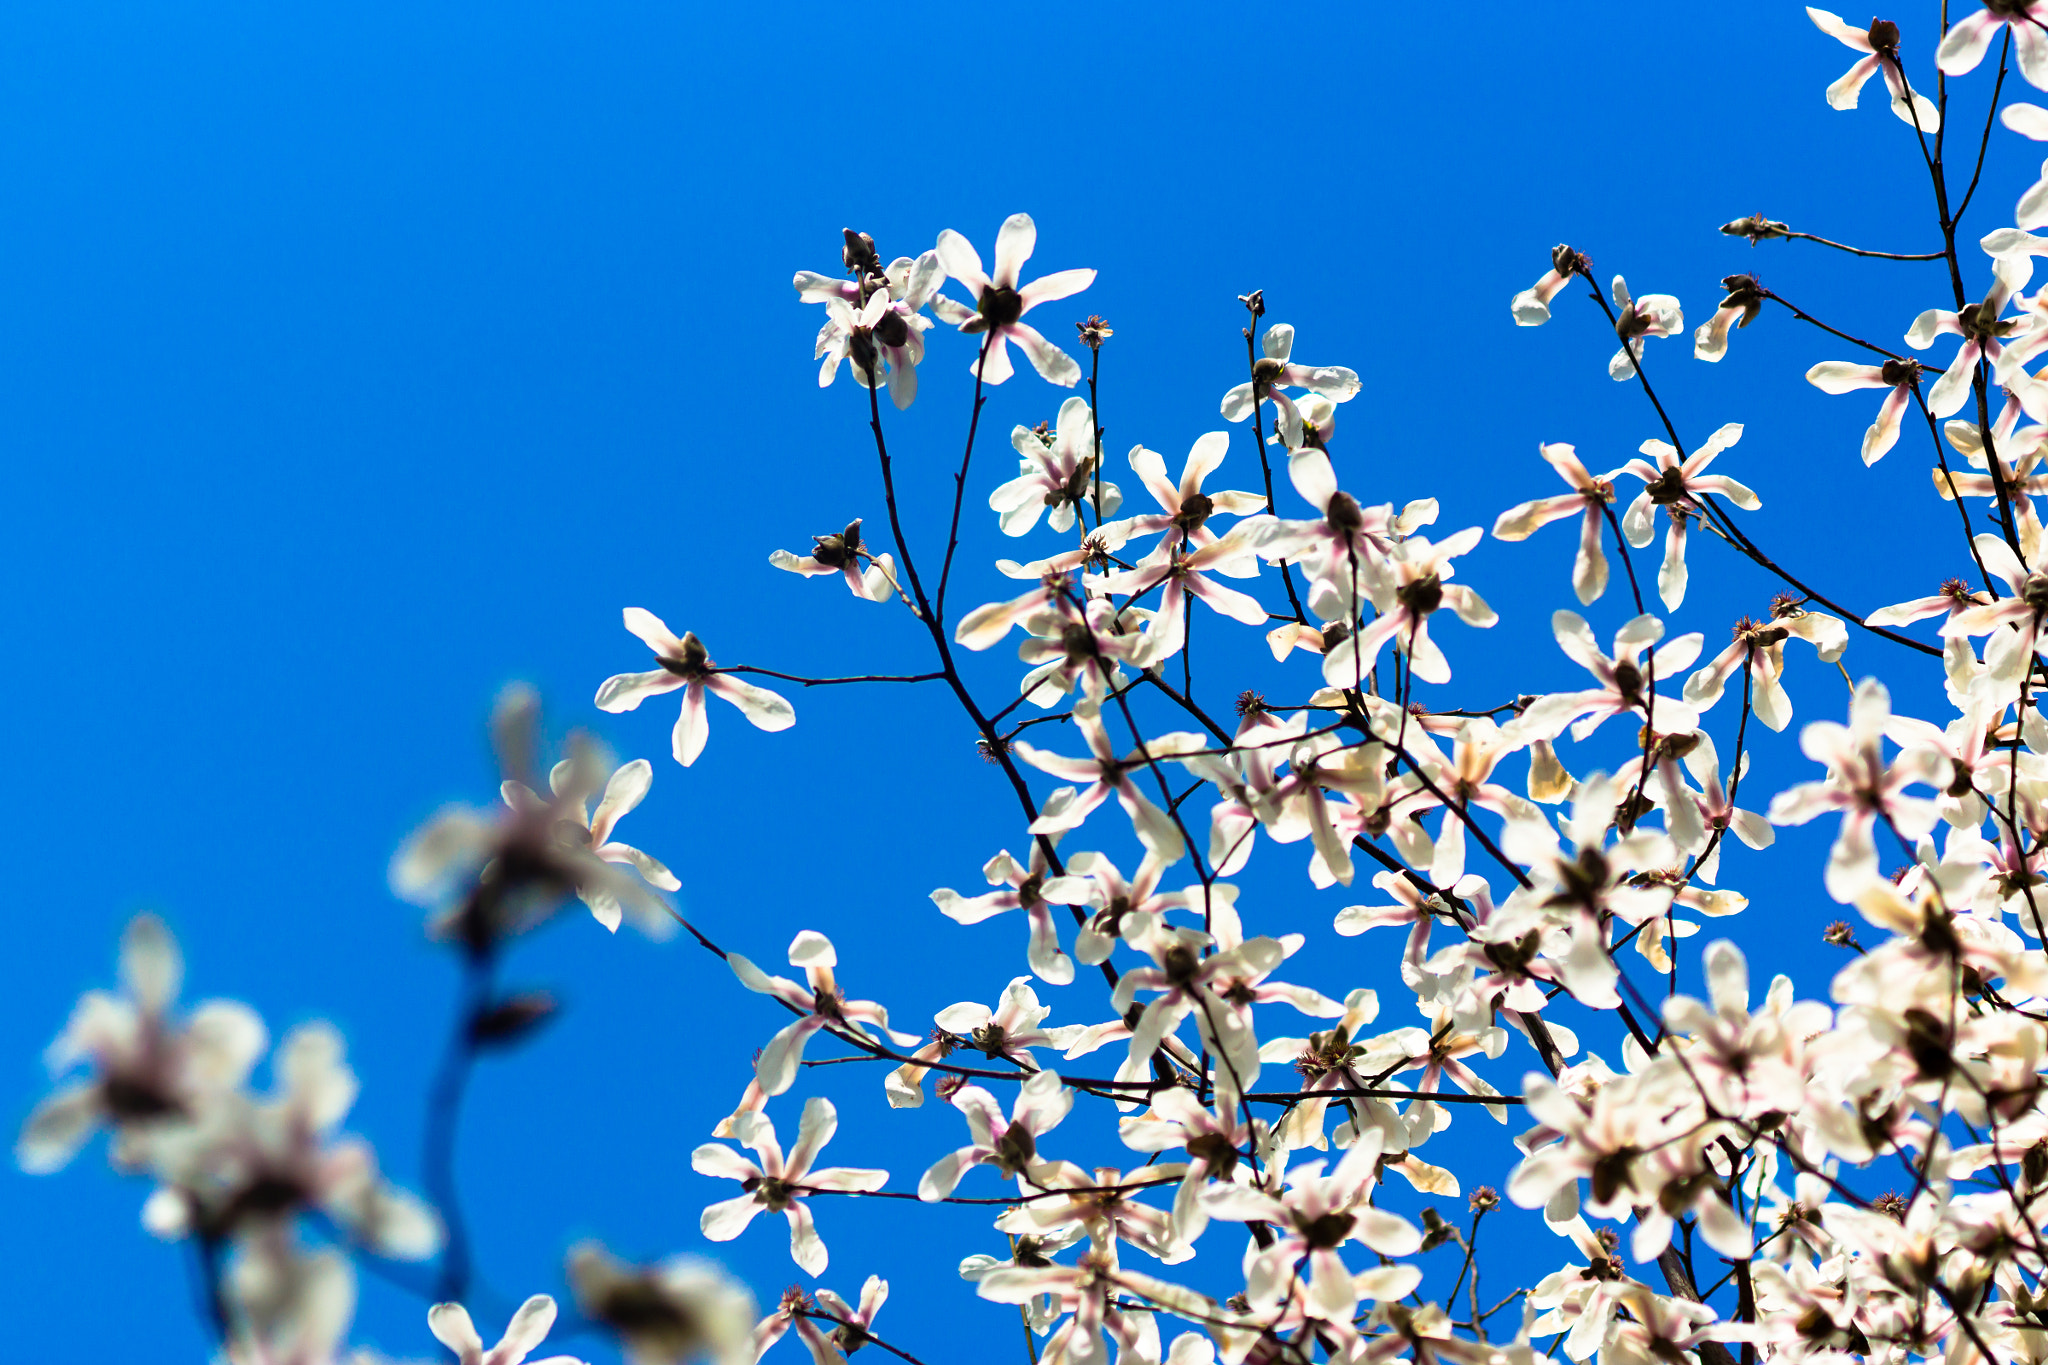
[568, 1241, 756, 1365]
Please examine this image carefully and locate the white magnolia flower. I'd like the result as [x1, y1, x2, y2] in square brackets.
[691, 1098, 888, 1276]
[594, 609, 794, 767]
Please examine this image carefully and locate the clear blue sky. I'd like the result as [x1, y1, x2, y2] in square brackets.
[2, 3, 2015, 1360]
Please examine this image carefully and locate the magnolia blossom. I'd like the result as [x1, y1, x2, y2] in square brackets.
[1619, 423, 1759, 610]
[886, 976, 1077, 1107]
[691, 1098, 887, 1276]
[499, 757, 679, 934]
[1767, 678, 1944, 901]
[1511, 611, 1702, 745]
[1323, 528, 1496, 688]
[1807, 10, 1940, 127]
[18, 915, 266, 1176]
[770, 519, 899, 603]
[566, 1242, 756, 1365]
[1805, 358, 1924, 464]
[725, 931, 920, 1095]
[1606, 276, 1683, 382]
[931, 213, 1095, 386]
[1511, 244, 1589, 326]
[1938, 1, 2048, 91]
[795, 240, 942, 409]
[1491, 442, 1624, 604]
[1693, 273, 1765, 362]
[931, 843, 1083, 986]
[1219, 322, 1362, 448]
[1683, 605, 1849, 733]
[918, 1069, 1072, 1200]
[1110, 432, 1267, 559]
[1092, 526, 1269, 666]
[594, 610, 795, 766]
[1905, 255, 2029, 415]
[1015, 698, 1188, 861]
[427, 1295, 585, 1365]
[988, 397, 1122, 537]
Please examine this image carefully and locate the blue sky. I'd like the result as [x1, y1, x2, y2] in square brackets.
[2, 3, 2024, 1360]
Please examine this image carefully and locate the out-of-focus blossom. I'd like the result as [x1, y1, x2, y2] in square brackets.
[18, 914, 265, 1175]
[500, 757, 680, 935]
[567, 1241, 756, 1365]
[428, 1295, 586, 1365]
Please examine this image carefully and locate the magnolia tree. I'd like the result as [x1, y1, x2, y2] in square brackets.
[31, 6, 2048, 1364]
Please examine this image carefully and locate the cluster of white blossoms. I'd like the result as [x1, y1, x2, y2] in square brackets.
[38, 6, 2048, 1365]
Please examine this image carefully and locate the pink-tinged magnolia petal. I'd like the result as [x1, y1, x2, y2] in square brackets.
[934, 229, 989, 297]
[121, 915, 181, 1015]
[700, 1193, 766, 1242]
[691, 1142, 764, 1182]
[1007, 323, 1081, 387]
[1658, 521, 1689, 610]
[499, 1295, 561, 1358]
[991, 213, 1035, 290]
[1805, 360, 1889, 393]
[1288, 449, 1339, 510]
[703, 675, 795, 732]
[1572, 507, 1609, 604]
[919, 1149, 972, 1201]
[1806, 7, 1873, 50]
[1128, 444, 1182, 512]
[595, 670, 684, 714]
[2018, 19, 2048, 91]
[802, 1164, 889, 1193]
[15, 1084, 101, 1174]
[975, 333, 1017, 385]
[1825, 52, 1881, 109]
[590, 760, 652, 845]
[1865, 385, 1911, 464]
[785, 1095, 838, 1177]
[1218, 381, 1255, 421]
[1018, 267, 1096, 310]
[2020, 164, 2048, 231]
[1492, 492, 1583, 541]
[756, 1016, 827, 1096]
[427, 1302, 485, 1358]
[786, 1203, 829, 1278]
[1927, 356, 1977, 417]
[769, 549, 834, 578]
[1905, 308, 1958, 348]
[2008, 102, 2048, 139]
[672, 683, 709, 766]
[1186, 575, 1270, 626]
[1180, 431, 1230, 498]
[1511, 269, 1567, 326]
[622, 607, 685, 656]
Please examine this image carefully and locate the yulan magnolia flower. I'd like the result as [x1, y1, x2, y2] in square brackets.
[567, 1241, 756, 1365]
[1324, 527, 1496, 688]
[142, 1022, 441, 1262]
[1219, 322, 1362, 448]
[1693, 273, 1765, 362]
[18, 914, 266, 1175]
[1202, 1127, 1422, 1323]
[1509, 611, 1702, 745]
[1620, 423, 1760, 610]
[931, 842, 1083, 986]
[769, 518, 899, 603]
[1606, 276, 1683, 382]
[918, 1069, 1072, 1199]
[1807, 10, 1941, 127]
[1804, 358, 1925, 464]
[987, 397, 1121, 537]
[1111, 432, 1267, 559]
[1767, 678, 1944, 901]
[428, 1295, 586, 1365]
[1511, 244, 1590, 326]
[1939, 0, 2048, 92]
[1015, 698, 1187, 862]
[691, 1098, 888, 1276]
[725, 931, 920, 1095]
[931, 213, 1095, 386]
[1491, 442, 1624, 604]
[794, 235, 943, 409]
[1905, 254, 2029, 415]
[594, 609, 795, 767]
[500, 757, 680, 935]
[1683, 604, 1848, 732]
